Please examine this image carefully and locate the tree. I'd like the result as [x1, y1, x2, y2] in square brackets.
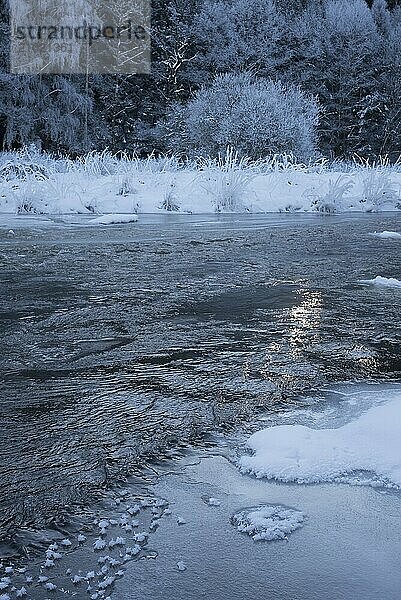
[306, 0, 381, 156]
[187, 0, 401, 159]
[189, 0, 285, 79]
[87, 0, 201, 154]
[0, 1, 97, 151]
[0, 74, 93, 151]
[372, 0, 391, 33]
[159, 73, 320, 160]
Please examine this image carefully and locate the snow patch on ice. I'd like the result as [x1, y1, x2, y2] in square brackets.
[232, 505, 304, 542]
[205, 497, 221, 507]
[371, 230, 401, 239]
[238, 393, 401, 488]
[359, 276, 401, 288]
[89, 214, 138, 225]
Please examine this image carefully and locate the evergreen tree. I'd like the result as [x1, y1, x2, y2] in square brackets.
[0, 1, 96, 151]
[372, 0, 391, 33]
[0, 74, 93, 151]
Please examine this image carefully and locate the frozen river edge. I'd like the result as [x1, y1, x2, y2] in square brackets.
[2, 384, 401, 599]
[118, 384, 401, 600]
[117, 449, 401, 600]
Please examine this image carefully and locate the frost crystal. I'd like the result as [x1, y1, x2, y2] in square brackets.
[232, 505, 305, 542]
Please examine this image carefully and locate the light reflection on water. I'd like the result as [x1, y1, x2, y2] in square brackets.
[288, 290, 324, 355]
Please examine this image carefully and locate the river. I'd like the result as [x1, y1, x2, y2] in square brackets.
[1, 212, 400, 556]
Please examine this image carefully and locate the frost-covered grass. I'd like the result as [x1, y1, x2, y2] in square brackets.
[1, 147, 401, 215]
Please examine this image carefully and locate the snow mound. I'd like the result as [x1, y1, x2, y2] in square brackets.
[238, 394, 401, 488]
[359, 276, 401, 288]
[89, 214, 138, 225]
[206, 497, 221, 507]
[232, 505, 304, 542]
[371, 231, 401, 239]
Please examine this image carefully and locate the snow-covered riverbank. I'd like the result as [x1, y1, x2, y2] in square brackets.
[120, 458, 401, 600]
[1, 150, 401, 216]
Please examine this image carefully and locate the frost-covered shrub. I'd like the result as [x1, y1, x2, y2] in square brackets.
[279, 204, 303, 213]
[140, 154, 183, 174]
[360, 170, 399, 211]
[0, 160, 49, 181]
[113, 169, 138, 197]
[160, 73, 320, 161]
[75, 151, 119, 177]
[199, 149, 256, 212]
[12, 181, 44, 214]
[0, 146, 55, 181]
[311, 175, 354, 213]
[39, 175, 84, 213]
[201, 169, 254, 212]
[11, 173, 85, 214]
[116, 175, 136, 196]
[160, 178, 180, 211]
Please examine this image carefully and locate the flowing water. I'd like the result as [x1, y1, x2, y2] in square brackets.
[1, 212, 401, 553]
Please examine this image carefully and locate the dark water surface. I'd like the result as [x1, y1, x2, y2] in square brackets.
[1, 212, 400, 550]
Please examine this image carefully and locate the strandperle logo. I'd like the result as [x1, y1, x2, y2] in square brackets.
[14, 21, 147, 46]
[10, 0, 151, 74]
